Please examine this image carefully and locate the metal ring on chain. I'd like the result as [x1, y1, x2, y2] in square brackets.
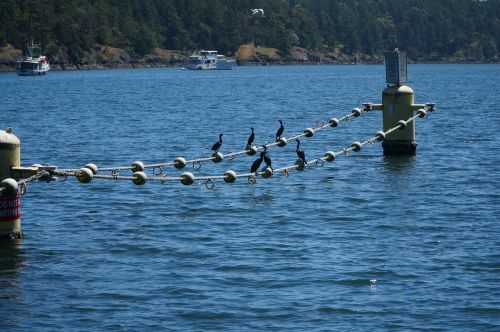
[315, 159, 324, 167]
[58, 173, 68, 182]
[317, 120, 325, 127]
[283, 169, 289, 177]
[160, 179, 166, 185]
[227, 153, 235, 160]
[247, 175, 257, 185]
[19, 182, 27, 196]
[192, 161, 202, 170]
[343, 148, 349, 156]
[205, 178, 215, 190]
[111, 169, 118, 176]
[152, 166, 163, 175]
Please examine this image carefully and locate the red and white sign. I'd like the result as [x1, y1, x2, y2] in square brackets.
[0, 194, 20, 221]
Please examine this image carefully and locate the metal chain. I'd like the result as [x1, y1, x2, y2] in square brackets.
[39, 105, 434, 187]
[57, 106, 370, 173]
[17, 171, 50, 184]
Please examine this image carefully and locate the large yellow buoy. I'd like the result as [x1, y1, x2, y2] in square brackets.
[370, 50, 426, 155]
[0, 128, 20, 180]
[380, 84, 417, 155]
[0, 128, 22, 239]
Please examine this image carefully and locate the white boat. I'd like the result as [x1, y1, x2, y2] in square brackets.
[185, 50, 233, 70]
[16, 41, 50, 76]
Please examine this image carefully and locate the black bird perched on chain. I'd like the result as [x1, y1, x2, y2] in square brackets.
[250, 151, 266, 173]
[275, 120, 284, 141]
[296, 139, 306, 164]
[262, 145, 272, 169]
[211, 133, 223, 152]
[247, 127, 255, 147]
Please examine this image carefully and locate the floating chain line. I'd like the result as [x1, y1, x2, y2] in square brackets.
[57, 106, 370, 173]
[49, 106, 434, 187]
[17, 171, 50, 184]
[4, 171, 52, 195]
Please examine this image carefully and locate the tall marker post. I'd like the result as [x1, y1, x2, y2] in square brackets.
[369, 49, 426, 155]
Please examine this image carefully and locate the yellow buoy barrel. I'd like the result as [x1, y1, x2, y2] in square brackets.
[381, 85, 417, 155]
[0, 128, 22, 239]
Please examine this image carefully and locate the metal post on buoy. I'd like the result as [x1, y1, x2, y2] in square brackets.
[0, 128, 22, 240]
[369, 49, 426, 155]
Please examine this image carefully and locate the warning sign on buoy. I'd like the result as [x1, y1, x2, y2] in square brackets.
[0, 194, 20, 222]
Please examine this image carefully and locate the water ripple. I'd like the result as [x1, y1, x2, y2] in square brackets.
[0, 65, 499, 331]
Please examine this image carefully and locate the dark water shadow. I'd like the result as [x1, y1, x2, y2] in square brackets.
[0, 241, 26, 328]
[382, 155, 416, 173]
[0, 240, 24, 277]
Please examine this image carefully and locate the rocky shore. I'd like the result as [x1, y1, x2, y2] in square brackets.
[0, 43, 496, 71]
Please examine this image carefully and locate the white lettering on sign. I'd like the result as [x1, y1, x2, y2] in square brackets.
[0, 207, 20, 217]
[0, 195, 20, 221]
[0, 199, 19, 209]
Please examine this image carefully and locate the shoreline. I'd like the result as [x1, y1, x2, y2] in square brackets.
[1, 43, 498, 72]
[1, 60, 498, 72]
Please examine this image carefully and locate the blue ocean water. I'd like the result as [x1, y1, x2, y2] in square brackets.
[0, 64, 499, 331]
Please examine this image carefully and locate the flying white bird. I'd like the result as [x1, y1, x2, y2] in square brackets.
[251, 8, 264, 16]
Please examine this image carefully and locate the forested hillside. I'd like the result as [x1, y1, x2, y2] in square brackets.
[0, 0, 499, 66]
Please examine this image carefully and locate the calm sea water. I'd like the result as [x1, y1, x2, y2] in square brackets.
[0, 64, 499, 331]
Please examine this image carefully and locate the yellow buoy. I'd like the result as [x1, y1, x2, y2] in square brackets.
[369, 50, 427, 155]
[0, 128, 22, 239]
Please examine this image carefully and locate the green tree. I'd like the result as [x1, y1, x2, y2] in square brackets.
[0, 0, 498, 63]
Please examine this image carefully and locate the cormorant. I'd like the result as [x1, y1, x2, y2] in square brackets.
[250, 151, 265, 173]
[262, 145, 272, 169]
[296, 139, 307, 164]
[275, 120, 284, 141]
[211, 133, 223, 152]
[247, 127, 255, 147]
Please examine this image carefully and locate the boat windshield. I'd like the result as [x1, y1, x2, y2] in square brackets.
[18, 62, 38, 69]
[200, 51, 217, 56]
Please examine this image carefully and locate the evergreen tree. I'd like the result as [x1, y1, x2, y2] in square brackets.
[0, 0, 497, 63]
